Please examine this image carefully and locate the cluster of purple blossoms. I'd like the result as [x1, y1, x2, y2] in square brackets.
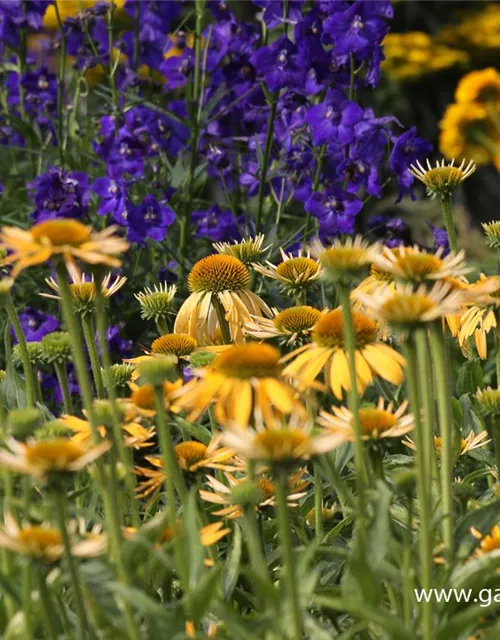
[28, 166, 90, 223]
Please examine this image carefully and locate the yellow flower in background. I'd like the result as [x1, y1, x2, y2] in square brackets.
[128, 379, 183, 418]
[60, 414, 156, 450]
[282, 308, 405, 399]
[439, 102, 499, 167]
[0, 513, 106, 562]
[471, 525, 500, 557]
[456, 68, 500, 107]
[0, 220, 128, 279]
[43, 1, 125, 29]
[404, 431, 490, 457]
[0, 437, 110, 478]
[458, 275, 500, 359]
[244, 306, 324, 345]
[318, 397, 414, 442]
[200, 469, 310, 519]
[174, 254, 271, 344]
[439, 5, 500, 52]
[173, 343, 305, 429]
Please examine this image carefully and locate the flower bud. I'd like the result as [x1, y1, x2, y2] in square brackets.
[189, 351, 217, 369]
[8, 408, 43, 440]
[482, 221, 500, 251]
[35, 420, 70, 439]
[475, 387, 500, 418]
[138, 355, 176, 386]
[230, 481, 262, 508]
[41, 332, 72, 364]
[93, 399, 126, 427]
[134, 283, 176, 322]
[0, 278, 14, 307]
[106, 363, 134, 389]
[13, 342, 44, 368]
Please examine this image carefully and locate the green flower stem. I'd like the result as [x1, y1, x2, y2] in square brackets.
[337, 283, 367, 539]
[415, 328, 438, 485]
[314, 463, 323, 539]
[242, 506, 269, 584]
[37, 568, 59, 640]
[403, 334, 433, 640]
[53, 0, 67, 166]
[156, 317, 170, 335]
[54, 362, 74, 414]
[5, 294, 36, 407]
[23, 562, 34, 640]
[439, 194, 458, 254]
[94, 285, 140, 527]
[106, 3, 119, 122]
[492, 421, 500, 481]
[255, 94, 278, 233]
[212, 294, 232, 344]
[275, 468, 302, 640]
[429, 323, 454, 564]
[81, 315, 105, 399]
[54, 261, 140, 640]
[402, 495, 414, 629]
[153, 385, 189, 587]
[53, 489, 89, 638]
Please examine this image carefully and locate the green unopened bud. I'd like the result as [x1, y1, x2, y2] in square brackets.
[8, 408, 43, 440]
[230, 481, 262, 508]
[13, 342, 44, 368]
[138, 355, 176, 386]
[0, 370, 6, 383]
[35, 420, 70, 439]
[134, 283, 176, 322]
[189, 351, 217, 369]
[213, 234, 268, 265]
[475, 387, 500, 418]
[106, 363, 134, 389]
[483, 221, 500, 251]
[391, 469, 417, 495]
[93, 399, 126, 427]
[41, 332, 72, 364]
[0, 278, 14, 306]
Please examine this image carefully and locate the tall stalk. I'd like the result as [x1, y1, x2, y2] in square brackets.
[439, 195, 457, 254]
[429, 323, 454, 564]
[54, 361, 74, 414]
[337, 283, 367, 542]
[53, 0, 67, 166]
[403, 333, 433, 640]
[5, 294, 36, 407]
[415, 328, 438, 485]
[275, 468, 302, 640]
[212, 294, 232, 344]
[81, 314, 105, 399]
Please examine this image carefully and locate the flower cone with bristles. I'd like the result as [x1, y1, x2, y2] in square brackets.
[134, 282, 177, 322]
[253, 249, 322, 294]
[318, 397, 414, 441]
[172, 342, 306, 429]
[213, 234, 269, 265]
[42, 271, 126, 316]
[281, 308, 406, 399]
[311, 235, 380, 285]
[125, 334, 198, 370]
[409, 158, 476, 198]
[475, 387, 500, 417]
[244, 306, 324, 345]
[0, 220, 128, 278]
[482, 221, 500, 251]
[174, 254, 271, 344]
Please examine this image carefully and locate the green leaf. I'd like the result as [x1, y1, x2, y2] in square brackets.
[1, 325, 27, 410]
[173, 416, 211, 445]
[456, 359, 484, 397]
[454, 499, 500, 554]
[223, 523, 242, 600]
[366, 480, 392, 572]
[184, 488, 204, 588]
[186, 566, 222, 624]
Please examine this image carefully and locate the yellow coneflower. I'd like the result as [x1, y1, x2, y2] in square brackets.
[0, 437, 110, 478]
[41, 271, 127, 315]
[125, 333, 198, 369]
[174, 254, 271, 344]
[458, 275, 500, 359]
[0, 219, 128, 278]
[471, 525, 500, 556]
[404, 431, 490, 457]
[172, 343, 305, 429]
[253, 249, 322, 293]
[200, 469, 310, 519]
[371, 244, 471, 284]
[281, 308, 405, 399]
[0, 513, 106, 562]
[128, 379, 183, 418]
[409, 158, 476, 198]
[135, 437, 240, 499]
[124, 519, 230, 548]
[318, 397, 414, 441]
[213, 234, 269, 264]
[244, 306, 324, 345]
[455, 68, 500, 107]
[353, 248, 398, 299]
[358, 281, 467, 330]
[221, 421, 342, 464]
[311, 235, 380, 285]
[59, 414, 156, 450]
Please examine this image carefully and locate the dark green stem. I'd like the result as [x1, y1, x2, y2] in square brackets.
[314, 463, 323, 539]
[81, 314, 105, 399]
[53, 0, 67, 166]
[429, 323, 454, 564]
[415, 328, 438, 486]
[439, 195, 457, 254]
[212, 294, 232, 344]
[54, 361, 74, 414]
[38, 568, 59, 640]
[275, 468, 302, 640]
[5, 294, 36, 407]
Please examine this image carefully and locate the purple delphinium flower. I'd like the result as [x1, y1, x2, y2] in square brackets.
[126, 195, 175, 244]
[192, 205, 242, 243]
[160, 51, 193, 89]
[306, 89, 364, 146]
[0, 1, 51, 52]
[16, 308, 59, 342]
[323, 1, 389, 57]
[429, 223, 450, 256]
[96, 323, 133, 360]
[250, 36, 305, 92]
[369, 215, 410, 248]
[92, 177, 127, 223]
[28, 167, 90, 222]
[390, 127, 433, 202]
[305, 186, 363, 235]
